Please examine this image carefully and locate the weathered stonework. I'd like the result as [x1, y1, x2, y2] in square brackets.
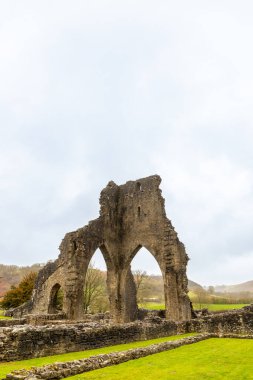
[2, 308, 253, 363]
[28, 175, 192, 322]
[0, 320, 183, 362]
[188, 308, 253, 335]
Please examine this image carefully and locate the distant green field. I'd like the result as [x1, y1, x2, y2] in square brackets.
[66, 338, 253, 380]
[0, 333, 194, 379]
[139, 302, 165, 310]
[140, 302, 248, 311]
[193, 303, 248, 311]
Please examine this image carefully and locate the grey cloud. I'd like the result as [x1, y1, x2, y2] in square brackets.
[1, 1, 253, 285]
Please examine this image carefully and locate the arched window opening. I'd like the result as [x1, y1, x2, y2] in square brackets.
[138, 206, 141, 218]
[48, 284, 64, 314]
[84, 248, 109, 314]
[136, 182, 142, 191]
[131, 247, 164, 310]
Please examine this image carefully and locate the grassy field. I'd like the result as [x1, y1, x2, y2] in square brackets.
[193, 303, 248, 311]
[66, 338, 253, 380]
[0, 333, 194, 379]
[0, 309, 11, 319]
[140, 302, 248, 311]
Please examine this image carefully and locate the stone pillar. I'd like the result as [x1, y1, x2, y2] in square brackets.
[64, 278, 84, 319]
[164, 270, 180, 321]
[106, 267, 137, 323]
[106, 269, 122, 323]
[176, 271, 192, 321]
[123, 268, 138, 322]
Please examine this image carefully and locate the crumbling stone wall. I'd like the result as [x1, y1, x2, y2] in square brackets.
[5, 334, 211, 380]
[0, 318, 26, 328]
[188, 309, 253, 335]
[0, 320, 182, 362]
[2, 309, 253, 362]
[30, 175, 192, 322]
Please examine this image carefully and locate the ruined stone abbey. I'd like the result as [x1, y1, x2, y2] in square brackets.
[30, 175, 192, 322]
[2, 175, 253, 377]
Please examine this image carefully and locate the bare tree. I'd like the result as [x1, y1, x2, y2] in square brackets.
[133, 269, 147, 303]
[83, 262, 108, 313]
[192, 287, 209, 309]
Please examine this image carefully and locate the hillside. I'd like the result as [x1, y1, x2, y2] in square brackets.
[188, 279, 203, 290]
[215, 280, 253, 294]
[0, 263, 44, 297]
[0, 264, 203, 298]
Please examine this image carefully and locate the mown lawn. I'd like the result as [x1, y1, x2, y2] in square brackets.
[0, 315, 12, 319]
[0, 309, 11, 319]
[0, 309, 12, 319]
[140, 302, 248, 311]
[67, 338, 253, 380]
[0, 333, 194, 379]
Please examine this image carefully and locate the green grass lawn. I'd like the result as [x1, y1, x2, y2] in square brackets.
[140, 302, 248, 311]
[0, 333, 194, 379]
[0, 315, 12, 319]
[66, 338, 253, 380]
[0, 309, 11, 319]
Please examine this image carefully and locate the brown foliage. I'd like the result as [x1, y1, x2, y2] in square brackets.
[0, 272, 37, 309]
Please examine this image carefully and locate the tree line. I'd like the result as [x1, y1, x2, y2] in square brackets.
[1, 266, 253, 312]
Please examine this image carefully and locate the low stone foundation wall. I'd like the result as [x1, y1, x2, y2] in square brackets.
[0, 319, 181, 362]
[25, 313, 67, 326]
[5, 334, 212, 380]
[0, 319, 27, 328]
[2, 309, 253, 363]
[188, 310, 253, 335]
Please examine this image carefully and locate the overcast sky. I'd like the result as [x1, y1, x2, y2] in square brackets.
[1, 1, 253, 286]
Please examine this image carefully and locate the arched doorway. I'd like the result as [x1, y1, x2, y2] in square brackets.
[130, 246, 164, 312]
[48, 283, 64, 314]
[83, 248, 109, 314]
[131, 247, 164, 309]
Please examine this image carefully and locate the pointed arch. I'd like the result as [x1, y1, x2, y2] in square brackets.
[130, 246, 164, 306]
[126, 244, 164, 274]
[83, 245, 111, 314]
[88, 243, 114, 272]
[48, 283, 64, 314]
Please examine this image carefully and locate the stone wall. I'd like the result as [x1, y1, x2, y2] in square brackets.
[0, 319, 181, 362]
[0, 318, 26, 328]
[188, 309, 253, 335]
[2, 309, 253, 362]
[5, 334, 211, 380]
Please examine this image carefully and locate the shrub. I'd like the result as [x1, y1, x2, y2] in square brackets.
[0, 272, 37, 309]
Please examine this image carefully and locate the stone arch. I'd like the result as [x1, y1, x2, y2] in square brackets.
[82, 243, 114, 275]
[83, 245, 111, 313]
[48, 283, 64, 314]
[30, 175, 192, 323]
[120, 244, 164, 321]
[126, 244, 164, 272]
[126, 244, 188, 320]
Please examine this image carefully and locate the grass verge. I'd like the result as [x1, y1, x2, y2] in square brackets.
[66, 338, 253, 380]
[0, 333, 195, 379]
